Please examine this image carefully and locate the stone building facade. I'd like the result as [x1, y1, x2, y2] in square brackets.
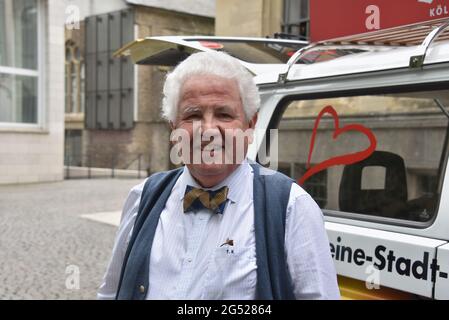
[64, 0, 214, 175]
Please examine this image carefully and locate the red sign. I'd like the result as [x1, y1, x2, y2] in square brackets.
[310, 0, 449, 42]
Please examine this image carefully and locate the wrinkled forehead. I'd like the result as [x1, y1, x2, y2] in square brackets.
[179, 74, 241, 103]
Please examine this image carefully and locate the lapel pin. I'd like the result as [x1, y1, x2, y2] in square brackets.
[220, 238, 234, 247]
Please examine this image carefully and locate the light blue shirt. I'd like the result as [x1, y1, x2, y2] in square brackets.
[98, 160, 340, 299]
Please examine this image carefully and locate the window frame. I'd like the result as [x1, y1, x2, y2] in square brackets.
[0, 0, 45, 131]
[263, 82, 449, 229]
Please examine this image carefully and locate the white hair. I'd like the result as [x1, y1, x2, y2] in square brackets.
[162, 51, 260, 122]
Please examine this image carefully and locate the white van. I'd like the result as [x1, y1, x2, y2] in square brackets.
[116, 19, 449, 299]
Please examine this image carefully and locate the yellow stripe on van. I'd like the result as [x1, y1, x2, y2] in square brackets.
[338, 276, 417, 300]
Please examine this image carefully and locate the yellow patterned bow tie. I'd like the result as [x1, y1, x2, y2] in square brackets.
[183, 185, 229, 214]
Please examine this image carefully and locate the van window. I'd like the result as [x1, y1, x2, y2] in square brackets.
[276, 90, 449, 222]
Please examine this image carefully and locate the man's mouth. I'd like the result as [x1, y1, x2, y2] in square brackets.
[195, 143, 224, 151]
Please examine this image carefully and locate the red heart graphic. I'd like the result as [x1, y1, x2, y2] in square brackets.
[298, 105, 377, 185]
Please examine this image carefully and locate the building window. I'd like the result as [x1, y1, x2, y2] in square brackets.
[0, 0, 41, 125]
[65, 41, 84, 114]
[282, 0, 310, 41]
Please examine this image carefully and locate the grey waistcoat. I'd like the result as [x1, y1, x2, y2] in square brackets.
[115, 162, 295, 300]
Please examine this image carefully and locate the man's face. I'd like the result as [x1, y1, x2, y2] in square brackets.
[171, 74, 257, 183]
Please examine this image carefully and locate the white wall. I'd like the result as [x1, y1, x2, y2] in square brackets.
[127, 0, 215, 18]
[62, 0, 215, 23]
[62, 0, 129, 22]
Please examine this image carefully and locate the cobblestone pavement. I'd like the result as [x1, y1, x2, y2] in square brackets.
[0, 178, 142, 300]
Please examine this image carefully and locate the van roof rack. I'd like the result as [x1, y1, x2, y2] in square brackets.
[320, 17, 449, 47]
[277, 18, 449, 83]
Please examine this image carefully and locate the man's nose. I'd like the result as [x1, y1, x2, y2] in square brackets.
[200, 114, 223, 143]
[201, 114, 219, 132]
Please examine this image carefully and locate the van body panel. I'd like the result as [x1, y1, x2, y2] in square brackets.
[254, 63, 449, 241]
[327, 222, 446, 298]
[435, 243, 449, 299]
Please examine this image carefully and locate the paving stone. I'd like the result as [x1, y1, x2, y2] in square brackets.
[0, 178, 141, 299]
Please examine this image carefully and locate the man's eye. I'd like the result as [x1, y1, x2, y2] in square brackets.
[218, 113, 233, 119]
[185, 114, 201, 120]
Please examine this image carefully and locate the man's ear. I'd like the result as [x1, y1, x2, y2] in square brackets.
[249, 113, 258, 129]
[168, 121, 176, 145]
[248, 113, 258, 144]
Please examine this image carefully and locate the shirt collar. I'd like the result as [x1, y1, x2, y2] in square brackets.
[179, 159, 250, 203]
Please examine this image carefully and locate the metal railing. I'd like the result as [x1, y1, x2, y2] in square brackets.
[64, 151, 147, 179]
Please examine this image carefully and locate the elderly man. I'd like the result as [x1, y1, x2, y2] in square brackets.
[98, 51, 340, 300]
